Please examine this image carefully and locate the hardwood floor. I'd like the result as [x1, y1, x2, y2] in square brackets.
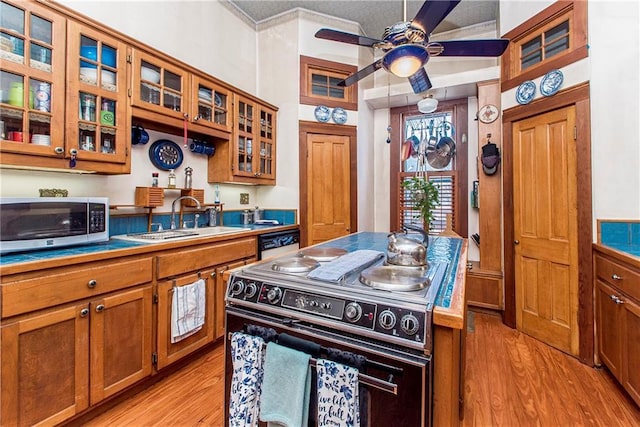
[74, 312, 640, 427]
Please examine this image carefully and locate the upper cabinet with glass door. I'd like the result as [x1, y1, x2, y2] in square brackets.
[131, 49, 187, 123]
[208, 93, 276, 185]
[190, 74, 231, 134]
[65, 21, 130, 170]
[0, 0, 66, 160]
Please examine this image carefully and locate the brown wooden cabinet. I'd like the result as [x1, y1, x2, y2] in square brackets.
[208, 93, 277, 185]
[215, 258, 257, 340]
[0, 1, 133, 173]
[0, 256, 154, 426]
[65, 20, 131, 172]
[0, 284, 153, 426]
[594, 247, 640, 406]
[154, 237, 257, 368]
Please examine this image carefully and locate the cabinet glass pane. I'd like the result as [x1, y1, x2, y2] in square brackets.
[163, 70, 180, 92]
[79, 124, 96, 151]
[163, 90, 181, 112]
[1, 31, 24, 65]
[30, 78, 51, 112]
[198, 102, 212, 121]
[29, 42, 51, 71]
[80, 36, 98, 86]
[79, 92, 96, 122]
[100, 128, 115, 154]
[0, 2, 24, 34]
[1, 108, 24, 140]
[100, 97, 115, 126]
[29, 111, 51, 145]
[29, 14, 52, 44]
[101, 44, 116, 68]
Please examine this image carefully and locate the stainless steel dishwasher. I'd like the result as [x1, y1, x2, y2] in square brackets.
[257, 229, 300, 259]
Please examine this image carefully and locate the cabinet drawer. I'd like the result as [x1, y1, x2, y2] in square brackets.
[595, 254, 640, 301]
[1, 257, 153, 318]
[156, 237, 256, 279]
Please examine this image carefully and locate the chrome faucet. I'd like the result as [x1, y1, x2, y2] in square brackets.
[170, 196, 201, 230]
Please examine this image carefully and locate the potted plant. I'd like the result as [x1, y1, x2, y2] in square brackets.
[401, 175, 440, 232]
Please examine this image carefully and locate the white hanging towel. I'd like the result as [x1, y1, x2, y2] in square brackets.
[171, 278, 206, 343]
[316, 359, 360, 427]
[229, 332, 266, 427]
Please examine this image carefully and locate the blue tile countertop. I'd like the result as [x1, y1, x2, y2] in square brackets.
[599, 220, 640, 259]
[314, 232, 464, 311]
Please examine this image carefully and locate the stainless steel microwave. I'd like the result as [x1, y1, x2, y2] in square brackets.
[0, 197, 109, 254]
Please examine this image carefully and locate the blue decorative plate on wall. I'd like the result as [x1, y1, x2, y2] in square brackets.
[149, 139, 184, 171]
[314, 105, 330, 122]
[332, 107, 348, 124]
[516, 80, 536, 105]
[540, 69, 563, 96]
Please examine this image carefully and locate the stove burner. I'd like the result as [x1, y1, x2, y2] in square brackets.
[271, 256, 320, 273]
[299, 247, 347, 262]
[359, 265, 431, 291]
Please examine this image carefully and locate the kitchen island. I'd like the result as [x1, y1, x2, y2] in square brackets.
[224, 231, 468, 426]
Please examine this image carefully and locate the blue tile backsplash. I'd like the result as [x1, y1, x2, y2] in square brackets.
[600, 220, 640, 258]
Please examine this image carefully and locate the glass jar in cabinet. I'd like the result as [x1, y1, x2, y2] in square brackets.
[131, 49, 188, 122]
[0, 0, 65, 157]
[190, 75, 231, 133]
[65, 20, 129, 168]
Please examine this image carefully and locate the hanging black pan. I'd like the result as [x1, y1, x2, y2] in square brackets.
[427, 121, 455, 169]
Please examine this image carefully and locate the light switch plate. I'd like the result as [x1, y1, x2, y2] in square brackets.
[240, 193, 249, 204]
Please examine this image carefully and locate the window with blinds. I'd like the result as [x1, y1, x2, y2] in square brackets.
[400, 172, 456, 233]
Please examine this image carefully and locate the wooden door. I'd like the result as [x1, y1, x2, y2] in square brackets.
[306, 133, 351, 245]
[0, 304, 90, 426]
[157, 270, 215, 369]
[89, 286, 153, 405]
[622, 295, 640, 405]
[513, 105, 579, 356]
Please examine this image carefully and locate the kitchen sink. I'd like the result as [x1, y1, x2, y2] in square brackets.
[111, 226, 251, 244]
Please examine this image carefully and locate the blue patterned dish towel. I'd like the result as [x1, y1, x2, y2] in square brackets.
[316, 359, 360, 427]
[229, 332, 266, 427]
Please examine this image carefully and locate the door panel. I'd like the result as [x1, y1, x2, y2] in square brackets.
[306, 134, 351, 245]
[513, 106, 579, 356]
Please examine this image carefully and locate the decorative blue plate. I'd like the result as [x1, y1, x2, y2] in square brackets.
[516, 80, 536, 105]
[332, 107, 348, 124]
[148, 139, 184, 171]
[540, 69, 563, 96]
[314, 105, 330, 122]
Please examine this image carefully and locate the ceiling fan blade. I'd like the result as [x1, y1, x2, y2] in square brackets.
[432, 39, 510, 57]
[338, 59, 384, 87]
[408, 68, 432, 94]
[411, 0, 461, 35]
[315, 28, 383, 47]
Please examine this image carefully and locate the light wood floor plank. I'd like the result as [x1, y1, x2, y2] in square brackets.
[69, 312, 640, 427]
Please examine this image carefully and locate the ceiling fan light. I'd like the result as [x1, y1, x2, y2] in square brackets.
[418, 96, 438, 113]
[382, 45, 428, 78]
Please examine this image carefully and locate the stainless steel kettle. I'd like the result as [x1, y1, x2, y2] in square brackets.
[386, 224, 429, 267]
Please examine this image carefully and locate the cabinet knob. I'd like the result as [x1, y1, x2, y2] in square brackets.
[611, 273, 622, 281]
[514, 240, 520, 245]
[80, 308, 89, 317]
[609, 295, 624, 305]
[193, 114, 200, 121]
[210, 271, 216, 278]
[87, 279, 97, 288]
[54, 146, 64, 154]
[95, 304, 105, 312]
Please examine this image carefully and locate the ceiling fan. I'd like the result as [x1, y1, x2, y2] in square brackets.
[315, 0, 509, 94]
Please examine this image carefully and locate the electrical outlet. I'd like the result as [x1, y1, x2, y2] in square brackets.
[240, 193, 249, 204]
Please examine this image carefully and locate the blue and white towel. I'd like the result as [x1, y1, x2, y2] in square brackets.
[229, 332, 266, 427]
[307, 250, 384, 283]
[260, 342, 312, 427]
[171, 278, 205, 343]
[317, 359, 360, 427]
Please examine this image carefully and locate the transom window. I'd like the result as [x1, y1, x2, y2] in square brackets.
[520, 19, 569, 70]
[310, 71, 346, 100]
[300, 55, 357, 110]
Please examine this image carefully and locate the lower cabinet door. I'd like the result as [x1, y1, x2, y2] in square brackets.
[596, 280, 623, 380]
[89, 285, 153, 405]
[215, 259, 255, 340]
[156, 269, 215, 370]
[1, 304, 90, 427]
[622, 297, 640, 405]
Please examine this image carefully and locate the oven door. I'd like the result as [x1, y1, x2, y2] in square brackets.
[224, 306, 432, 427]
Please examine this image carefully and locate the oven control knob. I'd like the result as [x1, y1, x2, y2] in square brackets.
[230, 280, 244, 296]
[266, 287, 282, 304]
[379, 309, 397, 330]
[400, 314, 420, 335]
[244, 282, 258, 299]
[309, 300, 319, 308]
[344, 302, 362, 322]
